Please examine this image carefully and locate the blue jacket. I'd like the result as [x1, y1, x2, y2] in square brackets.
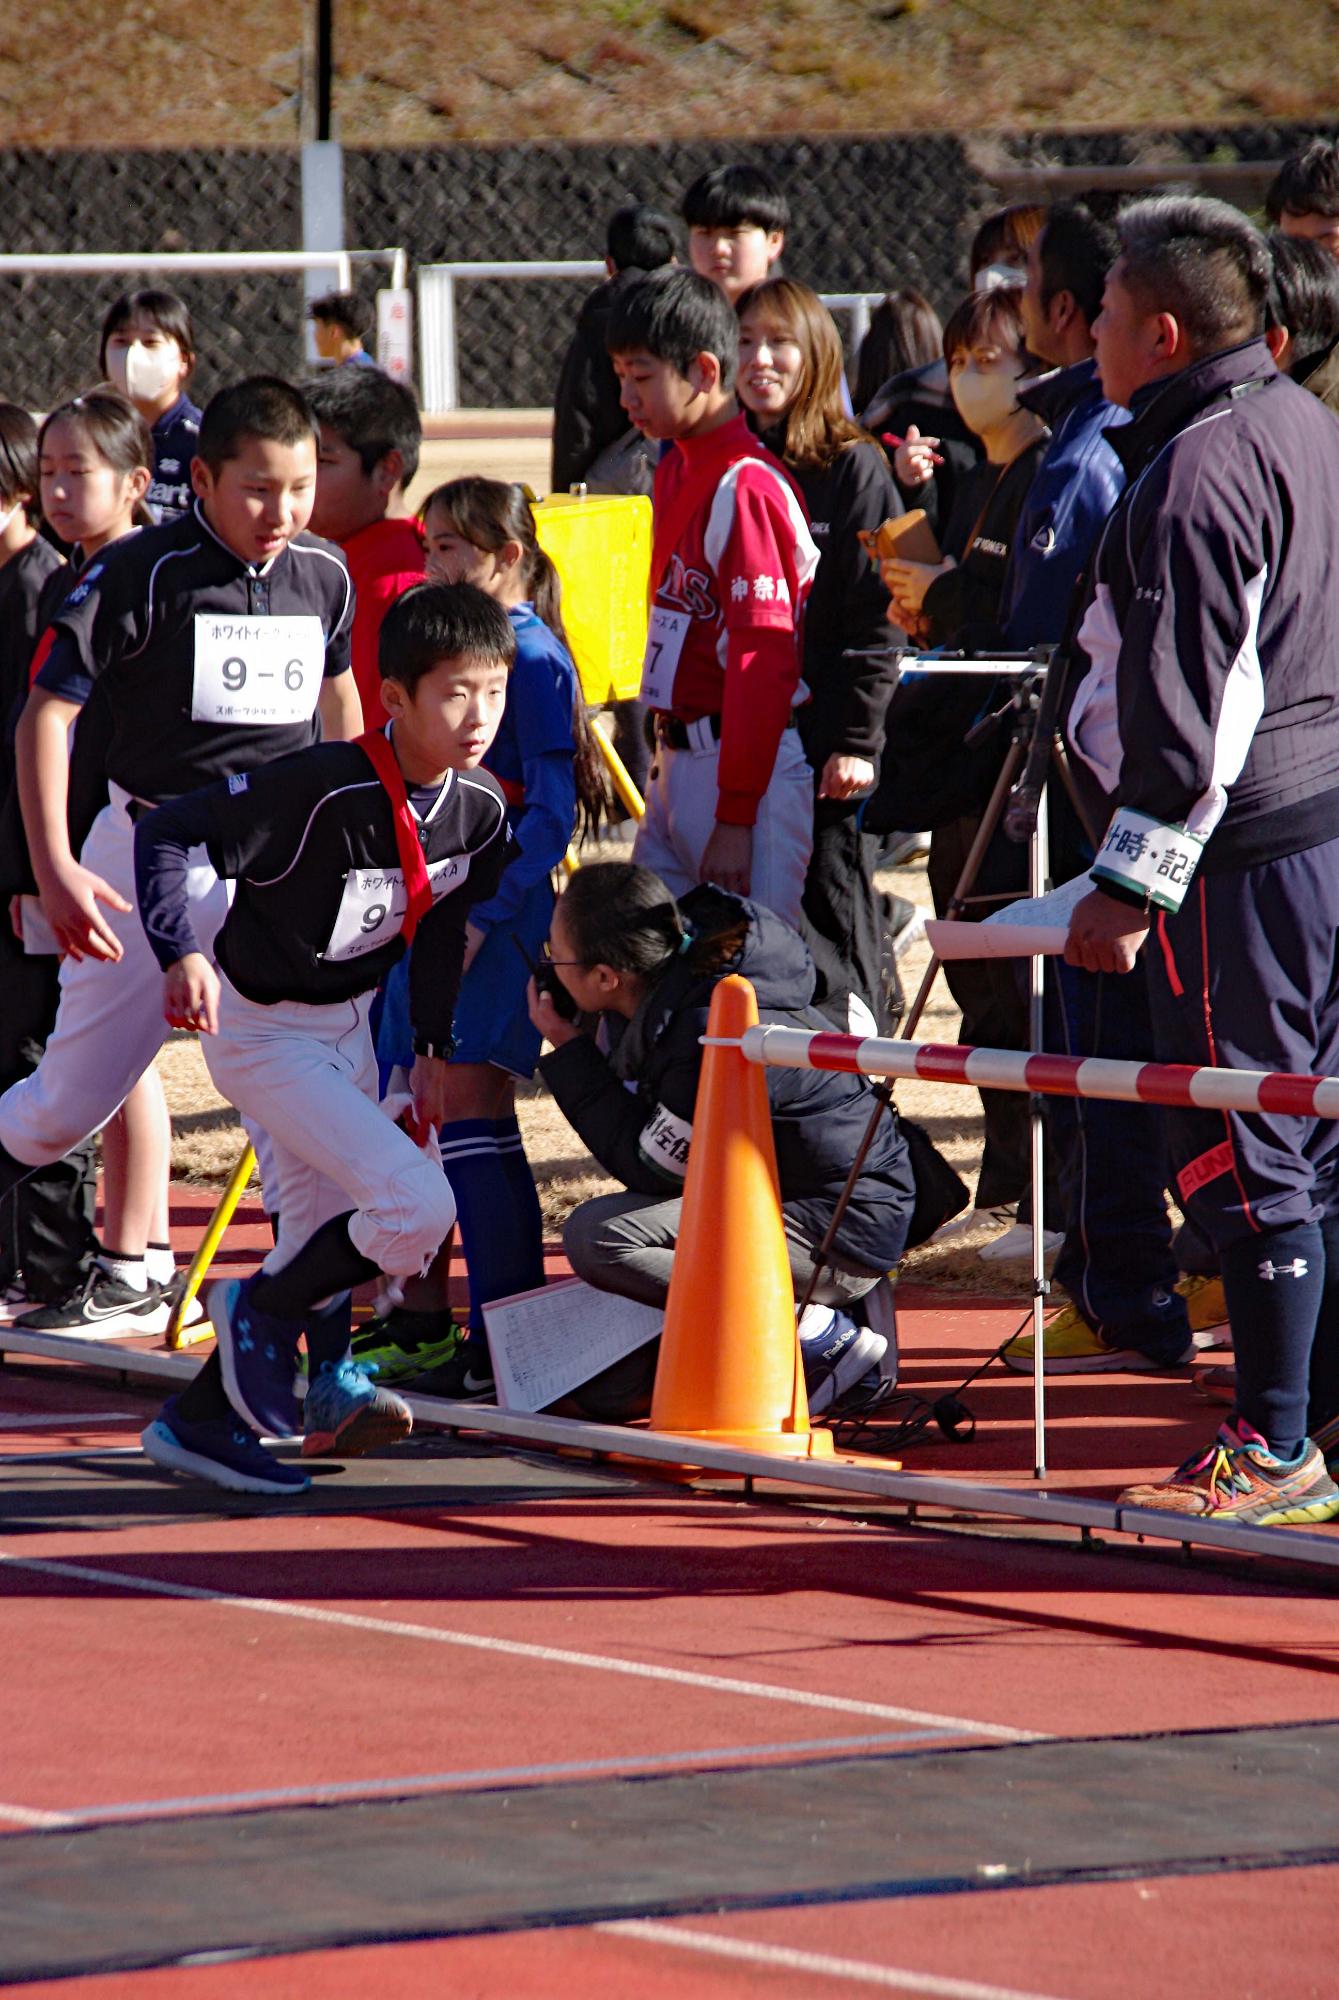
[999, 359, 1127, 649]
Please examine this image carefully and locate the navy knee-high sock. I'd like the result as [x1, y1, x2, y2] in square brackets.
[1307, 1209, 1339, 1433]
[1220, 1221, 1324, 1457]
[493, 1115, 545, 1288]
[438, 1119, 540, 1342]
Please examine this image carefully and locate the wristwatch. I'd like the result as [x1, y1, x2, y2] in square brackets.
[412, 1035, 456, 1061]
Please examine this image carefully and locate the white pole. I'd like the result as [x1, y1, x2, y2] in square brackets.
[301, 138, 346, 363]
[1029, 782, 1050, 1479]
[440, 273, 458, 413]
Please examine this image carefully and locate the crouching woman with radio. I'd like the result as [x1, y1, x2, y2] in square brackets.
[527, 860, 926, 1423]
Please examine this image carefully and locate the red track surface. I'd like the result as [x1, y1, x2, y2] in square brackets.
[2, 1186, 1335, 1995]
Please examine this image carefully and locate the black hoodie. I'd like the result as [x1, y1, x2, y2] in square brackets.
[538, 884, 915, 1272]
[551, 267, 653, 494]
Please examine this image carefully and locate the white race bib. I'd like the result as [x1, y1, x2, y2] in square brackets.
[638, 604, 691, 708]
[322, 853, 471, 963]
[191, 614, 325, 726]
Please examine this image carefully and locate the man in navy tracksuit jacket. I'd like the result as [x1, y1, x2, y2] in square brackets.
[1004, 205, 1200, 1368]
[1063, 195, 1339, 1525]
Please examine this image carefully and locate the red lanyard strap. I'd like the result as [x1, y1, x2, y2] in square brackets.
[356, 727, 434, 944]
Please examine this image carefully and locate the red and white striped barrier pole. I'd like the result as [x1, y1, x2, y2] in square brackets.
[737, 1027, 1339, 1121]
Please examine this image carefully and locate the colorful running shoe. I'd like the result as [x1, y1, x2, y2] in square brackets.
[351, 1306, 463, 1386]
[142, 1396, 311, 1496]
[1119, 1417, 1339, 1525]
[210, 1275, 303, 1438]
[302, 1357, 413, 1458]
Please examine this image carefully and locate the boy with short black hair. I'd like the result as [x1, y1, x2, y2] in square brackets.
[607, 266, 818, 926]
[308, 289, 380, 367]
[1266, 139, 1339, 261]
[681, 164, 788, 304]
[305, 367, 426, 728]
[138, 582, 514, 1495]
[0, 375, 359, 1250]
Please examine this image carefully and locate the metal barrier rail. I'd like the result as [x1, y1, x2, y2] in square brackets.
[416, 260, 885, 413]
[0, 248, 408, 289]
[4, 1323, 1338, 1575]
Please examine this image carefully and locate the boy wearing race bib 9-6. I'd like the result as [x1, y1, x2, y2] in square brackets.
[0, 378, 359, 1215]
[608, 267, 819, 927]
[136, 583, 513, 1495]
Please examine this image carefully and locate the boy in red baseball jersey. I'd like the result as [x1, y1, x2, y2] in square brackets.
[305, 368, 425, 729]
[608, 268, 819, 926]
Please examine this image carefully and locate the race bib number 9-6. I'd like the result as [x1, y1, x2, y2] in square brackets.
[192, 615, 325, 726]
[638, 604, 691, 709]
[322, 854, 471, 963]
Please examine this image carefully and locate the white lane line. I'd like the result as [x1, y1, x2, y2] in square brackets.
[599, 1922, 1075, 2000]
[1, 1411, 139, 1428]
[0, 1729, 956, 1831]
[0, 1552, 1039, 1742]
[0, 1802, 76, 1829]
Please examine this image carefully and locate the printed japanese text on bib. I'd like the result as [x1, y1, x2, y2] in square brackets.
[192, 614, 325, 726]
[322, 853, 471, 962]
[638, 604, 691, 708]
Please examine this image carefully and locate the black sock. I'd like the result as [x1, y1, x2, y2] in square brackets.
[175, 1349, 232, 1425]
[306, 1292, 353, 1376]
[1308, 1208, 1339, 1432]
[1220, 1222, 1324, 1458]
[249, 1213, 379, 1320]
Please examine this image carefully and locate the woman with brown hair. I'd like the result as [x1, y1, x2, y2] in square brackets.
[735, 276, 905, 1032]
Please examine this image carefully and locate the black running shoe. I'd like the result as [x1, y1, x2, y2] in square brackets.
[15, 1267, 170, 1340]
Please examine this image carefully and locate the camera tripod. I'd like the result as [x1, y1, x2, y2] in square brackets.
[799, 647, 1098, 1475]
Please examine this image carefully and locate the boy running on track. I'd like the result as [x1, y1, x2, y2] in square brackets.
[0, 377, 359, 1212]
[137, 583, 514, 1495]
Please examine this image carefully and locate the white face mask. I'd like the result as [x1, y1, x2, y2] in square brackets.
[976, 261, 1027, 291]
[951, 364, 1022, 439]
[108, 340, 181, 404]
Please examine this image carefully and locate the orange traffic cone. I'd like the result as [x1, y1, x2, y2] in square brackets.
[650, 974, 834, 1458]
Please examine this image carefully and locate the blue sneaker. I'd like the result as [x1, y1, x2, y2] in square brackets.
[142, 1396, 311, 1496]
[210, 1276, 303, 1438]
[799, 1307, 888, 1416]
[303, 1357, 413, 1459]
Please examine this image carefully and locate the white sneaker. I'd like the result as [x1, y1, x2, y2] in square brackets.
[930, 1203, 1015, 1247]
[978, 1221, 1063, 1264]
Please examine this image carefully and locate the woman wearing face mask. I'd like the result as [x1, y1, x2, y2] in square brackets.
[97, 289, 201, 522]
[876, 288, 1055, 1258]
[881, 287, 1047, 647]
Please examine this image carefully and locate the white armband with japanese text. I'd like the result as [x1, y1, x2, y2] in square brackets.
[1090, 807, 1205, 913]
[638, 1103, 692, 1181]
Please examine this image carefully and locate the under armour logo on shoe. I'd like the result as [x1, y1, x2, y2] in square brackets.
[1259, 1258, 1310, 1281]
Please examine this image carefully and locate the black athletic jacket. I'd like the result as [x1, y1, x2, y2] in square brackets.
[760, 432, 903, 770]
[1065, 338, 1339, 880]
[538, 885, 915, 1272]
[134, 740, 509, 1040]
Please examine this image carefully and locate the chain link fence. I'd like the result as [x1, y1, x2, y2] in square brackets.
[1, 121, 1335, 413]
